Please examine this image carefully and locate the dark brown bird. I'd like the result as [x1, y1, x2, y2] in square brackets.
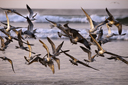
[63, 51, 99, 71]
[106, 8, 122, 35]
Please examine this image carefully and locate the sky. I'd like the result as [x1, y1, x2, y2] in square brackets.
[0, 0, 128, 9]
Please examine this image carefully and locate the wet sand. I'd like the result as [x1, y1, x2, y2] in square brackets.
[0, 39, 128, 85]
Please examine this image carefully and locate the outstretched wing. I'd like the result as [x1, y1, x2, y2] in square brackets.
[106, 8, 114, 20]
[6, 57, 15, 73]
[81, 7, 95, 30]
[27, 40, 32, 58]
[0, 36, 5, 48]
[56, 41, 64, 53]
[5, 11, 10, 32]
[89, 32, 103, 51]
[105, 51, 128, 65]
[80, 46, 91, 61]
[53, 57, 60, 70]
[39, 39, 50, 58]
[47, 37, 56, 54]
[77, 60, 99, 71]
[63, 51, 76, 61]
[27, 17, 34, 32]
[47, 60, 55, 74]
[26, 4, 33, 18]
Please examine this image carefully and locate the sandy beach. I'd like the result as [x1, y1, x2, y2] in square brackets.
[0, 38, 128, 85]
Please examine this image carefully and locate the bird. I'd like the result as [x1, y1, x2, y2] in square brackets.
[46, 18, 91, 49]
[89, 31, 128, 65]
[62, 51, 99, 71]
[45, 18, 70, 38]
[12, 29, 34, 46]
[0, 21, 24, 32]
[23, 17, 36, 39]
[0, 56, 15, 73]
[105, 52, 128, 65]
[105, 8, 122, 35]
[63, 22, 91, 50]
[80, 46, 97, 62]
[1, 5, 37, 21]
[25, 54, 46, 66]
[47, 37, 70, 70]
[26, 4, 37, 21]
[106, 21, 126, 38]
[0, 11, 13, 41]
[15, 30, 35, 54]
[96, 27, 107, 45]
[0, 36, 12, 51]
[81, 7, 107, 33]
[39, 39, 55, 74]
[24, 40, 36, 63]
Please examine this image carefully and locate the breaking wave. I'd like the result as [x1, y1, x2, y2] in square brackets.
[0, 13, 127, 23]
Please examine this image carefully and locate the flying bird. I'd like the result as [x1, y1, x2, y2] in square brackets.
[0, 56, 15, 73]
[63, 51, 99, 71]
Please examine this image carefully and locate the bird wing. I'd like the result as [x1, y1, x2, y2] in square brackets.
[115, 23, 122, 35]
[24, 56, 29, 62]
[56, 41, 64, 53]
[32, 13, 37, 18]
[27, 17, 34, 32]
[63, 52, 77, 61]
[45, 18, 70, 37]
[91, 54, 97, 61]
[17, 30, 23, 47]
[27, 40, 32, 58]
[53, 57, 60, 70]
[5, 11, 10, 32]
[27, 56, 39, 65]
[1, 8, 25, 18]
[6, 57, 15, 73]
[89, 32, 103, 50]
[47, 60, 55, 74]
[26, 4, 33, 18]
[0, 29, 12, 40]
[105, 51, 128, 65]
[0, 36, 5, 48]
[77, 60, 99, 71]
[47, 37, 56, 54]
[13, 11, 26, 18]
[81, 7, 95, 30]
[106, 8, 114, 20]
[80, 46, 91, 61]
[39, 39, 50, 58]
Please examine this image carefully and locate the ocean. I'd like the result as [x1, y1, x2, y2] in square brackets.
[0, 8, 128, 40]
[0, 8, 128, 85]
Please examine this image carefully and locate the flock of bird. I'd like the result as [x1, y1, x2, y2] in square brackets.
[0, 4, 128, 74]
